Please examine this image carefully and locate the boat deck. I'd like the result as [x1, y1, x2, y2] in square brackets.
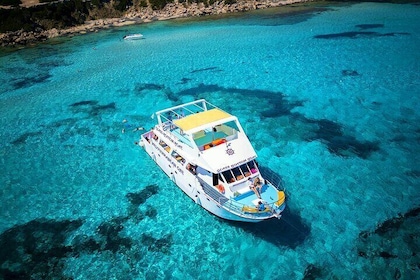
[233, 184, 278, 206]
[194, 131, 227, 146]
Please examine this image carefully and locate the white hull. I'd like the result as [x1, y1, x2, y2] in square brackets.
[123, 34, 144, 40]
[141, 140, 265, 222]
[138, 100, 286, 223]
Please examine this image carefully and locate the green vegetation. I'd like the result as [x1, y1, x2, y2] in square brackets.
[2, 0, 418, 35]
[0, 0, 21, 6]
[149, 0, 172, 10]
[0, 1, 90, 32]
[0, 0, 139, 33]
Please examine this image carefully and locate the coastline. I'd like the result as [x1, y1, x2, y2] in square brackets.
[0, 0, 312, 47]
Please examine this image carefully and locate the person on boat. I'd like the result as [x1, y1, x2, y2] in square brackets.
[187, 163, 197, 175]
[257, 201, 266, 211]
[250, 177, 262, 199]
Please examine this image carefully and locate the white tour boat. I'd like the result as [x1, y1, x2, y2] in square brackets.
[139, 100, 286, 222]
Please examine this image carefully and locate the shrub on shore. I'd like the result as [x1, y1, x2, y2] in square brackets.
[0, 0, 21, 7]
[0, 0, 133, 33]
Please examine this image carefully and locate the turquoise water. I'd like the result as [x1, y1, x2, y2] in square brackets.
[1, 2, 420, 279]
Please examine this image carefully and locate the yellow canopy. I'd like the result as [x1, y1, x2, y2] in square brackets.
[173, 108, 231, 132]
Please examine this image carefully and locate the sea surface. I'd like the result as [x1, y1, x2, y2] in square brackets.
[1, 2, 419, 279]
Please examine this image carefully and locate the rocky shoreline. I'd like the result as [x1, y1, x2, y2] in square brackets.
[0, 0, 310, 47]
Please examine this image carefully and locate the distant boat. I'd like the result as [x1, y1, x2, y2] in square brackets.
[138, 99, 287, 222]
[123, 34, 144, 40]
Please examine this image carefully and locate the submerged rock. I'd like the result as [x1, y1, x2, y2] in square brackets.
[356, 207, 420, 279]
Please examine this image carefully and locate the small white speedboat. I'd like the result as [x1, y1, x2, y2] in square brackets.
[123, 34, 144, 40]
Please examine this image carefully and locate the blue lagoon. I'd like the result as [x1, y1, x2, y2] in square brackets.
[0, 2, 419, 279]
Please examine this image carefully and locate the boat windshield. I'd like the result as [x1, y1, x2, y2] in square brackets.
[192, 120, 240, 150]
[221, 160, 258, 184]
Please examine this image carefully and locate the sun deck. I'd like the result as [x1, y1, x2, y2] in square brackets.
[155, 100, 240, 151]
[173, 108, 232, 133]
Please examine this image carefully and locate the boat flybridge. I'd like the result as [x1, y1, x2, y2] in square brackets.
[139, 99, 286, 222]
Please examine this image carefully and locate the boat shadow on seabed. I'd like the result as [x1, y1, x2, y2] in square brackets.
[225, 207, 311, 249]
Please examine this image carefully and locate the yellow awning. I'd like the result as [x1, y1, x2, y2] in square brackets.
[173, 108, 231, 132]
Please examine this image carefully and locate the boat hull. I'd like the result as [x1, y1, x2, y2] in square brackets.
[140, 135, 278, 223]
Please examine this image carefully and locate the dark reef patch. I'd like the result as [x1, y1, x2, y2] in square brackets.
[405, 170, 420, 178]
[49, 117, 79, 128]
[305, 119, 379, 158]
[314, 31, 409, 39]
[10, 100, 119, 146]
[174, 83, 379, 158]
[141, 233, 173, 254]
[356, 24, 384, 30]
[190, 67, 221, 73]
[373, 207, 420, 236]
[232, 6, 330, 27]
[0, 183, 168, 279]
[228, 207, 310, 249]
[126, 184, 159, 207]
[0, 218, 83, 279]
[69, 100, 116, 118]
[126, 184, 160, 222]
[11, 73, 52, 90]
[314, 31, 377, 39]
[164, 88, 179, 102]
[134, 83, 165, 94]
[178, 78, 192, 84]
[96, 217, 132, 253]
[356, 207, 420, 278]
[176, 83, 303, 119]
[70, 100, 99, 107]
[11, 131, 43, 145]
[342, 69, 360, 77]
[303, 264, 325, 280]
[90, 102, 116, 116]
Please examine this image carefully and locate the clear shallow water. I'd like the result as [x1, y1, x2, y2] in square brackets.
[1, 2, 419, 279]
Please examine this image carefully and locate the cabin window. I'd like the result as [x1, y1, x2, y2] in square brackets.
[159, 140, 171, 152]
[193, 130, 205, 140]
[186, 163, 197, 175]
[232, 167, 244, 180]
[224, 120, 240, 132]
[171, 151, 185, 164]
[222, 170, 235, 183]
[218, 173, 225, 183]
[240, 164, 251, 177]
[248, 160, 258, 174]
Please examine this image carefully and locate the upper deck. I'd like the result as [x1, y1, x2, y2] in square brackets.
[153, 100, 257, 173]
[155, 100, 237, 149]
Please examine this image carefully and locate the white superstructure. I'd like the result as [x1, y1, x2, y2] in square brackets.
[139, 100, 286, 222]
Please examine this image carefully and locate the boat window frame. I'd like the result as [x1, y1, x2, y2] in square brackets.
[232, 166, 244, 181]
[248, 160, 259, 174]
[159, 140, 171, 152]
[218, 173, 225, 183]
[222, 170, 235, 183]
[186, 163, 197, 175]
[171, 151, 186, 165]
[239, 163, 251, 177]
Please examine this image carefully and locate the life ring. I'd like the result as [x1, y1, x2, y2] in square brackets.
[217, 184, 225, 194]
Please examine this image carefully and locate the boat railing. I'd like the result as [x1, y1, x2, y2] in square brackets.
[198, 178, 229, 205]
[198, 177, 283, 219]
[258, 165, 286, 193]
